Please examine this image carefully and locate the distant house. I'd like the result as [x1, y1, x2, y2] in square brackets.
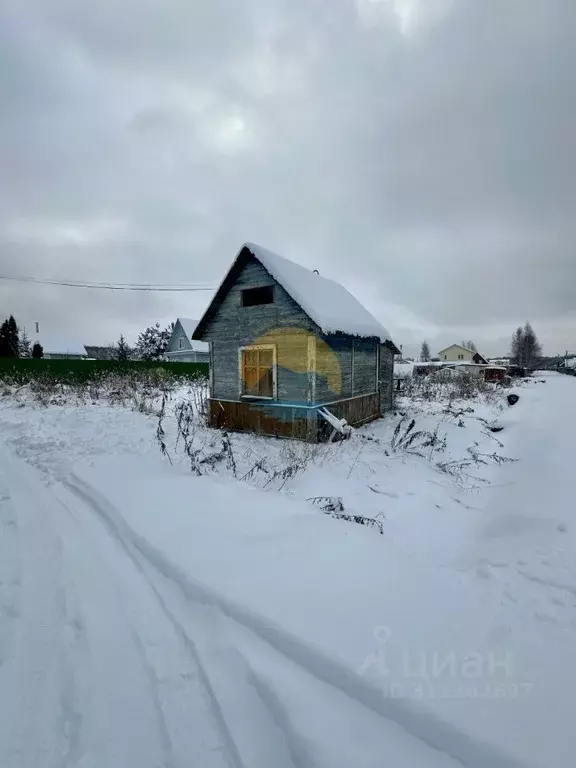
[442, 361, 506, 381]
[412, 361, 443, 377]
[83, 345, 117, 360]
[192, 242, 400, 442]
[438, 344, 488, 364]
[39, 338, 87, 360]
[165, 319, 209, 363]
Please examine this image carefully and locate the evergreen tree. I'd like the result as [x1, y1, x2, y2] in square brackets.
[420, 340, 431, 362]
[134, 322, 174, 360]
[115, 335, 132, 361]
[0, 316, 19, 358]
[0, 320, 9, 357]
[7, 316, 19, 357]
[19, 328, 32, 358]
[32, 342, 44, 359]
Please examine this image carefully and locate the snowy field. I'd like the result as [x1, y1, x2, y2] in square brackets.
[1, 372, 575, 767]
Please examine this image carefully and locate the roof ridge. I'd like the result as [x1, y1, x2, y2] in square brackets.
[193, 242, 398, 349]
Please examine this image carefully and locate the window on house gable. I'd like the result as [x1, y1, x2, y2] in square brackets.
[458, 354, 464, 359]
[242, 285, 274, 307]
[241, 347, 275, 398]
[178, 337, 185, 349]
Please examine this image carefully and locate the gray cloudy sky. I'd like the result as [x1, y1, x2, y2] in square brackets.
[1, 0, 575, 356]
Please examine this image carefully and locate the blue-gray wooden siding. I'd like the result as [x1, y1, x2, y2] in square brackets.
[202, 255, 382, 405]
[315, 336, 378, 402]
[202, 258, 316, 402]
[379, 344, 395, 413]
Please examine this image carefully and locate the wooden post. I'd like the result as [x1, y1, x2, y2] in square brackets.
[307, 334, 317, 404]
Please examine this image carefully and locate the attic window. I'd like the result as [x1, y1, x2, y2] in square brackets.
[242, 285, 274, 307]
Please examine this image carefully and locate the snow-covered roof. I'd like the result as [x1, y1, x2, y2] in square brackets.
[84, 345, 117, 360]
[175, 318, 209, 352]
[40, 337, 87, 356]
[242, 243, 396, 344]
[444, 361, 506, 370]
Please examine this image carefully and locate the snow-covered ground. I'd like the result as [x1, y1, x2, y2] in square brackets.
[0, 373, 574, 767]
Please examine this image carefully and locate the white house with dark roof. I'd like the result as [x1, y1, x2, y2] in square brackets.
[165, 318, 209, 363]
[192, 242, 400, 441]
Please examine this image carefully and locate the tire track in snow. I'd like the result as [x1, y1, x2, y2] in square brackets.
[0, 445, 71, 768]
[0, 441, 233, 768]
[63, 474, 300, 768]
[242, 665, 318, 768]
[0, 476, 21, 667]
[64, 472, 526, 768]
[53, 482, 235, 768]
[58, 595, 84, 768]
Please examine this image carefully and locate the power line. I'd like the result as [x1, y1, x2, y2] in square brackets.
[0, 274, 217, 292]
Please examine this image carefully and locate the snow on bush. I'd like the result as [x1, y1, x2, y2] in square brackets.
[1, 369, 210, 416]
[400, 368, 501, 405]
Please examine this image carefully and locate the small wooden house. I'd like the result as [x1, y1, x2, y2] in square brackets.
[193, 243, 400, 441]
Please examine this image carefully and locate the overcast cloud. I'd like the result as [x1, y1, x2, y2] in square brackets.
[1, 0, 574, 356]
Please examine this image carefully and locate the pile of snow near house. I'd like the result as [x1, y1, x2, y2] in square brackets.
[0, 372, 575, 768]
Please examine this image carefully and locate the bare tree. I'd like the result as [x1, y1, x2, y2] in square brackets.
[461, 340, 477, 352]
[510, 323, 542, 369]
[420, 340, 431, 362]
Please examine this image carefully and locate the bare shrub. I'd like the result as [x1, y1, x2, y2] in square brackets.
[402, 370, 498, 405]
[1, 366, 202, 411]
[167, 399, 236, 476]
[156, 391, 172, 464]
[28, 376, 66, 406]
[235, 440, 318, 490]
[186, 377, 209, 425]
[307, 496, 385, 534]
[390, 416, 447, 458]
[437, 445, 516, 488]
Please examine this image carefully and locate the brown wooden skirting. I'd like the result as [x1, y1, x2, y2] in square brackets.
[209, 391, 381, 442]
[325, 392, 380, 427]
[209, 399, 314, 441]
